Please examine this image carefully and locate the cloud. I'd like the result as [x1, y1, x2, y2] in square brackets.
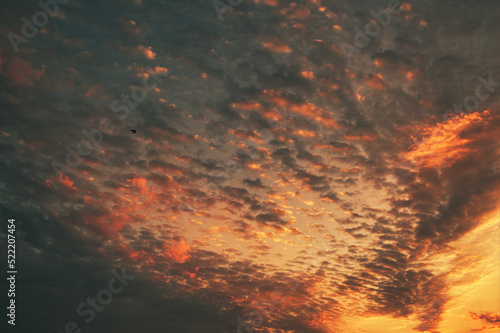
[0, 0, 498, 332]
[6, 57, 45, 85]
[469, 312, 500, 331]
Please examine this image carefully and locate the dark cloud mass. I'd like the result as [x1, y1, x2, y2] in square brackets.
[0, 0, 499, 332]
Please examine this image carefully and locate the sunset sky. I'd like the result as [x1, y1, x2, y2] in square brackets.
[0, 0, 499, 332]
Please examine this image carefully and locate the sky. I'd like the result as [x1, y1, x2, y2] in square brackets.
[0, 0, 499, 332]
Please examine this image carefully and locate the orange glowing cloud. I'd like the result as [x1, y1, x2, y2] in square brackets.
[301, 71, 315, 79]
[313, 143, 351, 151]
[252, 0, 278, 5]
[344, 133, 377, 141]
[232, 101, 287, 123]
[365, 74, 386, 90]
[469, 312, 500, 327]
[86, 213, 129, 239]
[401, 2, 412, 11]
[231, 101, 262, 111]
[127, 176, 153, 195]
[265, 91, 338, 128]
[135, 65, 168, 81]
[164, 238, 191, 263]
[117, 243, 149, 263]
[248, 162, 265, 171]
[399, 65, 421, 81]
[138, 45, 156, 59]
[406, 69, 420, 81]
[57, 174, 76, 190]
[404, 110, 492, 168]
[231, 129, 261, 143]
[151, 66, 168, 74]
[293, 129, 317, 138]
[262, 41, 291, 53]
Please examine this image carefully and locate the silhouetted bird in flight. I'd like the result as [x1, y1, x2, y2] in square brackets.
[130, 130, 136, 134]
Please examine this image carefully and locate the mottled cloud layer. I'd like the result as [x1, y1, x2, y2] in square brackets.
[0, 0, 499, 332]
